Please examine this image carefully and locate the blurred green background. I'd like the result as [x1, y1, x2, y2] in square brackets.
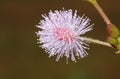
[0, 0, 120, 79]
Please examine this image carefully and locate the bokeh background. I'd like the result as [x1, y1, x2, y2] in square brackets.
[0, 0, 120, 79]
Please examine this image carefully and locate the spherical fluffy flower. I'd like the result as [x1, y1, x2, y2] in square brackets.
[36, 9, 93, 63]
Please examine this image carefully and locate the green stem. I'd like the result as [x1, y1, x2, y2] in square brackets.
[78, 37, 113, 48]
[86, 0, 112, 25]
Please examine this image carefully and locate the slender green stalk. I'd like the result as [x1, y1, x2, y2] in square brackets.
[78, 37, 113, 48]
[79, 37, 120, 54]
[86, 0, 112, 25]
[86, 0, 120, 51]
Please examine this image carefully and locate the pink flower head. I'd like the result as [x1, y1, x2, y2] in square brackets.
[36, 9, 93, 63]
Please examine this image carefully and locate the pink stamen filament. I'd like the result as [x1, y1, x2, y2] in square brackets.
[54, 27, 75, 42]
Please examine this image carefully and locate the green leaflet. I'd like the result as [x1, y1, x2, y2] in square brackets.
[107, 24, 120, 49]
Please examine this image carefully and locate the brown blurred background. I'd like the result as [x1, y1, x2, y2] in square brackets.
[0, 0, 120, 79]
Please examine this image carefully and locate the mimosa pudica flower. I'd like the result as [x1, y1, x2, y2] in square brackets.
[36, 9, 93, 63]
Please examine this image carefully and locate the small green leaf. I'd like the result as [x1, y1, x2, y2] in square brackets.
[117, 36, 120, 43]
[117, 36, 120, 49]
[107, 37, 118, 48]
[107, 24, 120, 49]
[107, 24, 120, 38]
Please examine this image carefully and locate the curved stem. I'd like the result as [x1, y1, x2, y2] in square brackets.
[93, 1, 112, 25]
[86, 0, 112, 25]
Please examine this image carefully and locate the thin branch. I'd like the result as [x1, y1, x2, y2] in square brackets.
[78, 37, 113, 48]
